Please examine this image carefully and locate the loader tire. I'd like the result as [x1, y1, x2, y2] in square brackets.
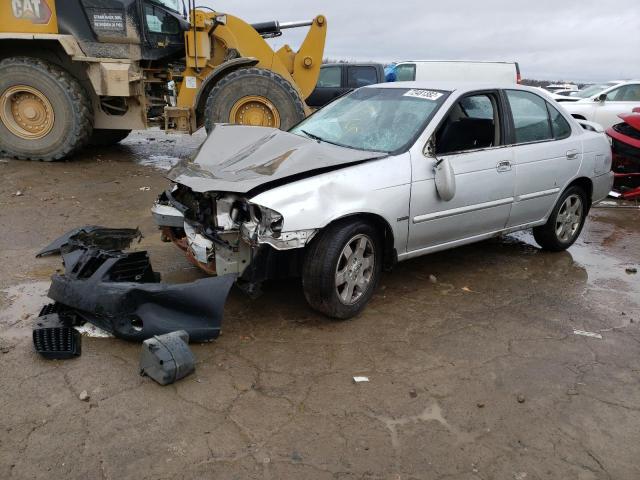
[89, 129, 131, 147]
[204, 67, 306, 132]
[0, 57, 93, 161]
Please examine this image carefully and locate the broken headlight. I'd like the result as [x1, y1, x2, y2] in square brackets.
[241, 204, 317, 250]
[251, 204, 283, 238]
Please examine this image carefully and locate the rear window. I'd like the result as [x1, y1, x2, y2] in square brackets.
[546, 102, 572, 139]
[506, 90, 553, 143]
[395, 64, 416, 81]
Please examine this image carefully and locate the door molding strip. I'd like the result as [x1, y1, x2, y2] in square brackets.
[516, 188, 560, 201]
[413, 197, 513, 224]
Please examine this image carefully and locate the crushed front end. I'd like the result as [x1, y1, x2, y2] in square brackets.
[152, 184, 318, 293]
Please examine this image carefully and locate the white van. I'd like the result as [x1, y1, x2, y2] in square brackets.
[394, 60, 521, 84]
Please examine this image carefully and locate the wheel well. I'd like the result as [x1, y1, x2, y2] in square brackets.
[325, 213, 397, 270]
[567, 177, 593, 208]
[571, 114, 587, 120]
[0, 40, 96, 99]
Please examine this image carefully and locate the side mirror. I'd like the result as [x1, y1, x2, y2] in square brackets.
[434, 157, 456, 201]
[595, 93, 607, 103]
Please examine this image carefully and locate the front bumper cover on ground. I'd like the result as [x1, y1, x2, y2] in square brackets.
[38, 227, 235, 342]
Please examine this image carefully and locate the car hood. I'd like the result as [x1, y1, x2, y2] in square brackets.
[167, 125, 387, 194]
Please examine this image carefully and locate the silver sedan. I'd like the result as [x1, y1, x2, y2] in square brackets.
[153, 82, 614, 318]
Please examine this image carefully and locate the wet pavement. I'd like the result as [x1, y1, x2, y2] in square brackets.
[0, 131, 639, 480]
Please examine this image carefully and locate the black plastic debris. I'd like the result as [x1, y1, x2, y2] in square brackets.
[33, 313, 81, 359]
[38, 226, 235, 342]
[36, 226, 142, 258]
[139, 330, 195, 385]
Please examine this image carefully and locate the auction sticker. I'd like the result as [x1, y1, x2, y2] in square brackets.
[403, 89, 443, 101]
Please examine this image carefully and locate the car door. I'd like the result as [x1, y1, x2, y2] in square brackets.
[306, 65, 346, 108]
[408, 90, 516, 251]
[504, 89, 582, 227]
[593, 83, 640, 129]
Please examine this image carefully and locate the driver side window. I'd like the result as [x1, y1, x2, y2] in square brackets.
[607, 84, 640, 101]
[435, 93, 500, 155]
[605, 86, 628, 101]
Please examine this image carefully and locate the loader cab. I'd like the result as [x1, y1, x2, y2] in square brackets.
[139, 0, 191, 61]
[55, 0, 190, 62]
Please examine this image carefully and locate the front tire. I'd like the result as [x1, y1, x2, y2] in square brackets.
[204, 67, 305, 133]
[302, 219, 382, 319]
[0, 57, 93, 161]
[533, 186, 588, 251]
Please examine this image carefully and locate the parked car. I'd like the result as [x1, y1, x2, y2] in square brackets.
[551, 81, 624, 102]
[545, 83, 579, 93]
[306, 63, 385, 108]
[564, 80, 640, 129]
[553, 89, 578, 97]
[153, 83, 613, 318]
[558, 81, 627, 103]
[393, 60, 521, 83]
[606, 108, 640, 199]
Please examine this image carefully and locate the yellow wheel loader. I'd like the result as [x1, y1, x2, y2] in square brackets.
[0, 0, 327, 160]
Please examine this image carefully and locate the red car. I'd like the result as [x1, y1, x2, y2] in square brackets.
[606, 107, 640, 200]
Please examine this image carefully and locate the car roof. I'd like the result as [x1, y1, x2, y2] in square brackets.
[364, 81, 543, 95]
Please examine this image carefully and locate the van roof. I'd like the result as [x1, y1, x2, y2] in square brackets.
[397, 60, 518, 65]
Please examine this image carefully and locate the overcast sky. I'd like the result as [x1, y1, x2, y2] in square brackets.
[198, 0, 639, 83]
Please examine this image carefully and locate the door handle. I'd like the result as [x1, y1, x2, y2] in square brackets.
[566, 149, 579, 160]
[496, 160, 512, 172]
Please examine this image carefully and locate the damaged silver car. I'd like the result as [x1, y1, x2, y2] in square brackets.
[153, 83, 613, 318]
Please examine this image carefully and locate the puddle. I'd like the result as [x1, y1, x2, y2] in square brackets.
[506, 230, 640, 297]
[0, 281, 113, 339]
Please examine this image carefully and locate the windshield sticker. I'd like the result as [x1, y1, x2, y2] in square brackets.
[403, 89, 444, 101]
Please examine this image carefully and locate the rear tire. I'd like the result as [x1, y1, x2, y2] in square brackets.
[88, 129, 131, 147]
[533, 186, 588, 251]
[302, 219, 382, 319]
[0, 57, 93, 161]
[204, 67, 305, 133]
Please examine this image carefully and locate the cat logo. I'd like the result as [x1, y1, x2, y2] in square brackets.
[11, 0, 52, 25]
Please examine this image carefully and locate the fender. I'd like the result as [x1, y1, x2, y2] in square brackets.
[0, 33, 84, 57]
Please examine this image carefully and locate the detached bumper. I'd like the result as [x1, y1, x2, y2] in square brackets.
[38, 227, 235, 342]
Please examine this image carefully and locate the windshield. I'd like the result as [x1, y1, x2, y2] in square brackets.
[574, 83, 617, 98]
[290, 87, 449, 153]
[152, 0, 181, 12]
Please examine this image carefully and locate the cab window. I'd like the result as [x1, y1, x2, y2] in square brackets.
[144, 4, 180, 34]
[506, 90, 553, 144]
[317, 66, 341, 88]
[435, 93, 501, 155]
[347, 66, 378, 88]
